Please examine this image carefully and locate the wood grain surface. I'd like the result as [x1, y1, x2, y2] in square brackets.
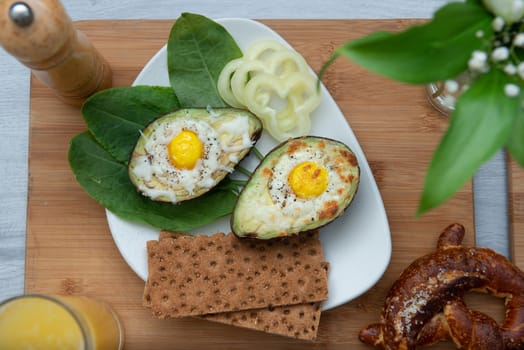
[26, 19, 506, 350]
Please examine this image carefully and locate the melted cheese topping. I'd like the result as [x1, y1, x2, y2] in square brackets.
[130, 112, 255, 203]
[233, 138, 359, 238]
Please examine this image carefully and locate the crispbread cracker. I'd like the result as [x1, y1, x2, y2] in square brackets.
[149, 231, 325, 340]
[202, 298, 323, 340]
[158, 230, 185, 240]
[144, 231, 328, 319]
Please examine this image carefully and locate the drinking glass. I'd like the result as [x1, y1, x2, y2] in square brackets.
[0, 294, 123, 350]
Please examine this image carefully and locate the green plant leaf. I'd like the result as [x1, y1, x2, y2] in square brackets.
[69, 132, 239, 231]
[82, 86, 180, 163]
[168, 12, 243, 107]
[418, 69, 518, 215]
[323, 2, 493, 83]
[507, 103, 524, 167]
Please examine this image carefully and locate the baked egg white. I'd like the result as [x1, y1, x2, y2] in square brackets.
[128, 108, 262, 203]
[231, 136, 360, 239]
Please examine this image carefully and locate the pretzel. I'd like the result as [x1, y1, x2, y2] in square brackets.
[359, 223, 524, 350]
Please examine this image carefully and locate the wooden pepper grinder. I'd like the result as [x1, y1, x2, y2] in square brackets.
[0, 0, 112, 106]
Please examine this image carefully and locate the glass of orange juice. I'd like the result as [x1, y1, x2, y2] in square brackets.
[0, 294, 123, 350]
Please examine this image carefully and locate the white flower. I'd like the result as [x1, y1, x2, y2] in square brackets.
[492, 46, 510, 61]
[442, 95, 457, 108]
[483, 0, 524, 24]
[472, 50, 488, 62]
[468, 50, 489, 72]
[504, 83, 520, 97]
[444, 80, 459, 94]
[505, 63, 517, 75]
[514, 33, 524, 47]
[476, 30, 485, 38]
[517, 62, 524, 79]
[493, 16, 506, 31]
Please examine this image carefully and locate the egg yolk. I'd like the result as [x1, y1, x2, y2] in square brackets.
[167, 130, 203, 169]
[288, 161, 328, 198]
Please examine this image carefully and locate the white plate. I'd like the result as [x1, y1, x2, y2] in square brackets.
[108, 18, 391, 311]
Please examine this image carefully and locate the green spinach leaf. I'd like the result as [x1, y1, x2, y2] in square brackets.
[82, 86, 180, 163]
[323, 2, 493, 83]
[69, 132, 238, 231]
[69, 14, 251, 231]
[167, 12, 242, 107]
[417, 69, 518, 215]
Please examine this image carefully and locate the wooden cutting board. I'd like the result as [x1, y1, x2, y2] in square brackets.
[510, 158, 524, 270]
[26, 19, 514, 349]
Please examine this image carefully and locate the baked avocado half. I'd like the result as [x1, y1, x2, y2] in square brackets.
[231, 136, 360, 239]
[128, 108, 263, 203]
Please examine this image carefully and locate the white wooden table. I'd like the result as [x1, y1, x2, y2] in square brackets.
[0, 0, 509, 302]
